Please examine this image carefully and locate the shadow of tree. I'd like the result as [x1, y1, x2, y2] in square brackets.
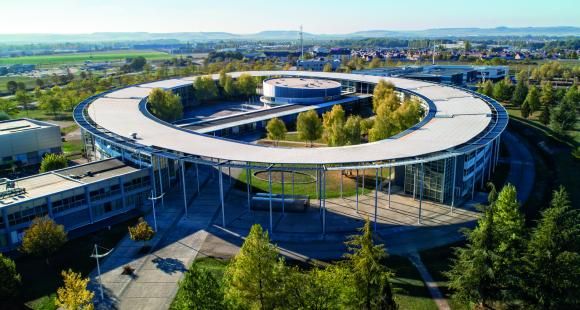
[151, 256, 187, 274]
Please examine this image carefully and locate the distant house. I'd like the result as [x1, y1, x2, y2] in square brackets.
[297, 58, 341, 71]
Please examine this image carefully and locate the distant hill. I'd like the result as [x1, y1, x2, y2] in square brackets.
[0, 27, 578, 43]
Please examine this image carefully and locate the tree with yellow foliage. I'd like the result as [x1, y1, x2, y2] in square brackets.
[56, 269, 94, 310]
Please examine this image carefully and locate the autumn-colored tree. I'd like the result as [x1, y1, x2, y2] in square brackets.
[21, 216, 67, 264]
[56, 269, 94, 310]
[128, 217, 155, 248]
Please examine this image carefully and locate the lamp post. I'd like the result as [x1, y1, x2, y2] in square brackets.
[90, 244, 113, 301]
[147, 190, 165, 232]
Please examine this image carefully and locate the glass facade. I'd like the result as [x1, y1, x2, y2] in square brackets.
[403, 158, 453, 203]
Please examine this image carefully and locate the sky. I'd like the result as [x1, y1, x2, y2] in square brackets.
[0, 0, 578, 34]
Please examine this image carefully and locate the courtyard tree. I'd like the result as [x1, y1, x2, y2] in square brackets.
[266, 117, 287, 146]
[342, 218, 397, 309]
[148, 88, 183, 122]
[223, 224, 286, 309]
[128, 217, 155, 249]
[0, 253, 21, 300]
[522, 187, 580, 309]
[236, 73, 257, 97]
[344, 115, 363, 145]
[297, 110, 323, 147]
[193, 75, 219, 102]
[322, 104, 347, 146]
[56, 269, 94, 310]
[21, 216, 67, 264]
[372, 80, 398, 113]
[323, 63, 333, 72]
[39, 153, 68, 173]
[171, 263, 224, 310]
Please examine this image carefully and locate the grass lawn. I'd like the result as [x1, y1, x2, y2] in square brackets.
[63, 140, 83, 156]
[15, 217, 138, 310]
[235, 167, 392, 199]
[15, 108, 73, 121]
[173, 256, 436, 309]
[0, 76, 36, 92]
[0, 50, 173, 66]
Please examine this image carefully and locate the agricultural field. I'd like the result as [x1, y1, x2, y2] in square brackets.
[0, 50, 173, 66]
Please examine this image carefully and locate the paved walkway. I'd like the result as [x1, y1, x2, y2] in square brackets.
[90, 169, 230, 310]
[408, 252, 450, 310]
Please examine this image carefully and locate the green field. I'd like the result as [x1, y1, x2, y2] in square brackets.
[0, 50, 173, 66]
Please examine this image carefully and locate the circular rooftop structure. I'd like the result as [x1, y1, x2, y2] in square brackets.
[262, 77, 342, 104]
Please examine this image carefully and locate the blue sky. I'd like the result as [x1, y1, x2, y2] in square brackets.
[1, 0, 578, 34]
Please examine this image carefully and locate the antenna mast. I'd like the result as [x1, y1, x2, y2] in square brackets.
[432, 40, 436, 65]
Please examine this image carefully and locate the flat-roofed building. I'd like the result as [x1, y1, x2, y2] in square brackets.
[0, 158, 151, 252]
[0, 119, 62, 170]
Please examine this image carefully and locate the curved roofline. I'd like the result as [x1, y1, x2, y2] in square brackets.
[75, 71, 507, 167]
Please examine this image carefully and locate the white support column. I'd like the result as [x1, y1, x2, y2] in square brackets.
[268, 169, 273, 234]
[374, 168, 379, 231]
[355, 169, 359, 213]
[362, 170, 365, 195]
[388, 166, 392, 209]
[246, 167, 251, 212]
[291, 170, 295, 196]
[413, 165, 418, 200]
[180, 160, 188, 218]
[340, 171, 343, 199]
[157, 156, 165, 207]
[451, 156, 457, 213]
[281, 170, 285, 214]
[219, 165, 225, 227]
[418, 163, 424, 225]
[322, 169, 326, 235]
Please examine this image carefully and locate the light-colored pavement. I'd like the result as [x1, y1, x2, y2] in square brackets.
[89, 168, 228, 310]
[408, 252, 451, 310]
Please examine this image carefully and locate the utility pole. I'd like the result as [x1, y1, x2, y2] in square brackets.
[91, 244, 113, 301]
[300, 25, 304, 61]
[147, 191, 165, 232]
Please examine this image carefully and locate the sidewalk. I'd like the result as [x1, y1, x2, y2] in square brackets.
[90, 168, 231, 309]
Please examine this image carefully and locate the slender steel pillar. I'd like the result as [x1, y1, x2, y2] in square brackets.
[195, 163, 200, 194]
[219, 166, 225, 227]
[418, 163, 424, 224]
[340, 171, 343, 198]
[157, 156, 165, 207]
[362, 170, 365, 195]
[388, 166, 392, 209]
[291, 170, 295, 196]
[281, 170, 285, 214]
[413, 165, 418, 200]
[180, 160, 188, 218]
[451, 156, 457, 212]
[228, 166, 232, 184]
[268, 169, 273, 234]
[374, 168, 379, 231]
[355, 169, 359, 213]
[246, 167, 251, 212]
[322, 169, 326, 235]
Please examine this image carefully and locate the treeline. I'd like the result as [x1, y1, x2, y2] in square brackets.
[477, 66, 578, 135]
[172, 220, 398, 310]
[447, 184, 580, 309]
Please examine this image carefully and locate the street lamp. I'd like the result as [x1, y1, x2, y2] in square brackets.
[90, 244, 113, 301]
[147, 190, 165, 232]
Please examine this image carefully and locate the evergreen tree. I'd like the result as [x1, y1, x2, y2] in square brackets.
[342, 218, 397, 310]
[540, 81, 555, 107]
[479, 80, 494, 97]
[521, 100, 531, 118]
[511, 78, 528, 106]
[0, 253, 21, 301]
[524, 85, 541, 115]
[522, 187, 580, 309]
[539, 105, 551, 125]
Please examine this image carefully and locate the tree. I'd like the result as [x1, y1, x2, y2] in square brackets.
[21, 216, 67, 264]
[549, 86, 578, 133]
[223, 224, 286, 309]
[322, 104, 347, 146]
[342, 218, 397, 310]
[171, 263, 224, 310]
[6, 80, 18, 94]
[236, 73, 257, 97]
[323, 63, 333, 72]
[540, 81, 555, 107]
[148, 88, 183, 122]
[492, 77, 513, 102]
[56, 269, 94, 310]
[344, 115, 363, 145]
[521, 100, 531, 118]
[129, 56, 147, 72]
[539, 104, 551, 125]
[128, 217, 155, 248]
[479, 80, 494, 97]
[265, 117, 287, 146]
[522, 187, 580, 309]
[296, 110, 323, 147]
[39, 92, 62, 117]
[0, 98, 19, 116]
[524, 85, 541, 115]
[511, 78, 528, 106]
[284, 265, 350, 310]
[372, 80, 397, 113]
[39, 153, 68, 173]
[0, 111, 10, 121]
[447, 184, 526, 307]
[0, 253, 21, 300]
[193, 75, 219, 102]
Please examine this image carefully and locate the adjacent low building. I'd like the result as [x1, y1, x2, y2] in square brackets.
[0, 158, 152, 252]
[0, 119, 62, 170]
[297, 58, 341, 71]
